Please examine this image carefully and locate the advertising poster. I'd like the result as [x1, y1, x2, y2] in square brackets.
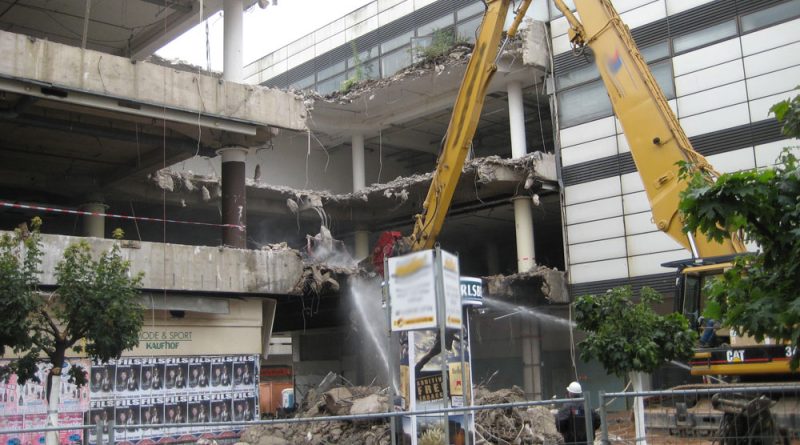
[0, 355, 258, 445]
[86, 355, 259, 445]
[0, 358, 90, 445]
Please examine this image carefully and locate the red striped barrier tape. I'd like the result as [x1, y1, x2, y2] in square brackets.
[0, 201, 245, 230]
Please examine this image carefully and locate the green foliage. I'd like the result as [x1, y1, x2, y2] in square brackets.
[340, 42, 370, 94]
[770, 86, 800, 137]
[0, 220, 144, 386]
[0, 218, 43, 359]
[416, 26, 470, 61]
[574, 287, 697, 377]
[679, 90, 800, 369]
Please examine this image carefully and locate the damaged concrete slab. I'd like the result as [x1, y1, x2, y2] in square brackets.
[0, 29, 308, 135]
[484, 266, 570, 304]
[21, 231, 306, 295]
[149, 152, 557, 225]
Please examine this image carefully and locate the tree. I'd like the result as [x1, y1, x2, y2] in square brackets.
[573, 286, 697, 377]
[574, 286, 697, 444]
[0, 219, 144, 444]
[679, 90, 800, 370]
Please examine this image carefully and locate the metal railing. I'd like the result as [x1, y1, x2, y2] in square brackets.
[5, 384, 797, 445]
[0, 397, 583, 445]
[598, 384, 800, 445]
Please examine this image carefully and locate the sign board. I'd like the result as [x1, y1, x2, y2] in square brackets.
[389, 250, 437, 331]
[440, 250, 462, 329]
[460, 276, 483, 306]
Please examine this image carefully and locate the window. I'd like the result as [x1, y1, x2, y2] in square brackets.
[457, 2, 484, 21]
[640, 41, 670, 63]
[417, 14, 454, 37]
[317, 61, 345, 81]
[381, 31, 413, 53]
[348, 46, 377, 69]
[457, 15, 483, 43]
[289, 74, 315, 90]
[557, 80, 612, 127]
[650, 60, 676, 99]
[672, 20, 737, 54]
[741, 0, 800, 33]
[347, 59, 379, 80]
[316, 73, 346, 95]
[556, 64, 599, 90]
[381, 49, 412, 77]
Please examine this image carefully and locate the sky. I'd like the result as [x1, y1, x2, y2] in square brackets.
[157, 0, 374, 72]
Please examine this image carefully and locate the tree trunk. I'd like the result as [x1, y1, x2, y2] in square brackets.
[630, 371, 648, 445]
[46, 347, 66, 445]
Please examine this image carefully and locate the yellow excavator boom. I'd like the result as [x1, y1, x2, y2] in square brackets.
[409, 0, 532, 251]
[552, 0, 746, 257]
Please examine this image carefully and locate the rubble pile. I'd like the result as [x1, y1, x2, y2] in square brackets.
[240, 385, 390, 445]
[240, 385, 565, 445]
[474, 386, 564, 445]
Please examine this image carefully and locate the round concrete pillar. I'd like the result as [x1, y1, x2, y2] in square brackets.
[223, 0, 244, 82]
[218, 146, 248, 248]
[81, 202, 107, 238]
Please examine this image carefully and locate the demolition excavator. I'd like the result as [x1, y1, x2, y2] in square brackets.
[369, 0, 797, 438]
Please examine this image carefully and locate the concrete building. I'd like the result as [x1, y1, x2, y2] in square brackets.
[0, 0, 797, 429]
[234, 0, 799, 398]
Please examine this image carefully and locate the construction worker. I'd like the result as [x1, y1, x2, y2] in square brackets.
[555, 381, 601, 445]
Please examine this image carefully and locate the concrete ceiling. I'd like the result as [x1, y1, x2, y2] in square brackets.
[0, 0, 256, 59]
[0, 90, 218, 204]
[307, 56, 553, 169]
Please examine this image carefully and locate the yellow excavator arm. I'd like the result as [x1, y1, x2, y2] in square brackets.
[552, 0, 746, 257]
[408, 0, 532, 251]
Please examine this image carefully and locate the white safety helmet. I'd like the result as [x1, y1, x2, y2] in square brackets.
[566, 381, 582, 395]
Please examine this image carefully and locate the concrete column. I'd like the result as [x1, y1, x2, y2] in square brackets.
[223, 0, 244, 82]
[513, 197, 535, 271]
[521, 318, 543, 400]
[509, 80, 541, 400]
[218, 147, 247, 248]
[508, 81, 536, 271]
[352, 134, 370, 260]
[508, 81, 528, 159]
[81, 202, 106, 238]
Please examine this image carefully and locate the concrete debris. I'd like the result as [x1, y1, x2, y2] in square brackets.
[183, 173, 196, 191]
[261, 242, 289, 251]
[484, 266, 569, 304]
[153, 152, 550, 212]
[286, 198, 299, 214]
[474, 386, 564, 445]
[296, 264, 341, 296]
[146, 54, 221, 78]
[240, 385, 564, 445]
[296, 43, 475, 105]
[201, 185, 211, 201]
[152, 170, 175, 192]
[240, 385, 390, 445]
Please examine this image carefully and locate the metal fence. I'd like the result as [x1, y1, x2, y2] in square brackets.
[0, 397, 584, 445]
[598, 384, 800, 445]
[2, 385, 799, 445]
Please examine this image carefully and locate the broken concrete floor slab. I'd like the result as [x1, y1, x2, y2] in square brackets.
[151, 152, 557, 225]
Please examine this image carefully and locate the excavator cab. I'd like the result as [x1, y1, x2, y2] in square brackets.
[676, 262, 732, 347]
[666, 257, 734, 331]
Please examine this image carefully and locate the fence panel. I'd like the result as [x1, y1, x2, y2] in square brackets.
[599, 384, 800, 445]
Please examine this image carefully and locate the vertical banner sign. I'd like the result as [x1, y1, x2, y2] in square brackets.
[389, 250, 437, 331]
[393, 249, 474, 445]
[441, 250, 462, 329]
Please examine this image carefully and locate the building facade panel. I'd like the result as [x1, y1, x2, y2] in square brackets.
[557, 0, 800, 287]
